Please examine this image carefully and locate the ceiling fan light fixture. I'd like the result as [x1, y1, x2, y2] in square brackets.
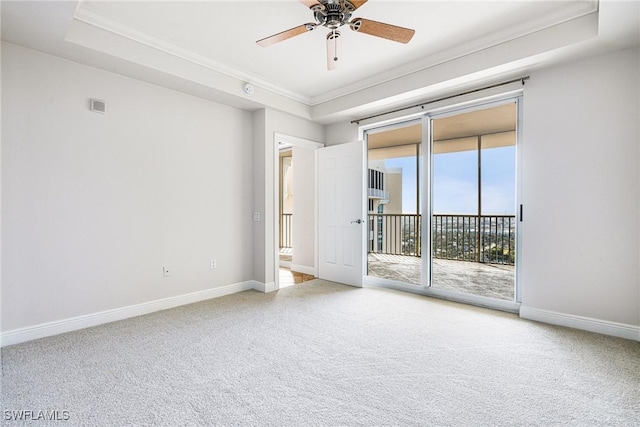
[326, 30, 341, 71]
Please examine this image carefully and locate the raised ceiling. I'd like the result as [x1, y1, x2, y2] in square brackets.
[2, 1, 638, 124]
[72, 0, 597, 103]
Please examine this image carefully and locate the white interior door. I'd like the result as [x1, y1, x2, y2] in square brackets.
[318, 141, 365, 286]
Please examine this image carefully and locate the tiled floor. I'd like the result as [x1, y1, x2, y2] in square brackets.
[367, 253, 515, 301]
[279, 247, 292, 264]
[278, 249, 514, 300]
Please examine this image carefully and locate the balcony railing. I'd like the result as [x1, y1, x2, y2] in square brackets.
[369, 213, 516, 265]
[281, 212, 515, 265]
[368, 188, 390, 203]
[280, 213, 292, 248]
[368, 214, 422, 257]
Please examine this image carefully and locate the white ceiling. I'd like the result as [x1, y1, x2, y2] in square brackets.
[2, 1, 639, 124]
[72, 0, 598, 102]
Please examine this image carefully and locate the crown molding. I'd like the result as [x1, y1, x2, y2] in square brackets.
[72, 1, 598, 110]
[73, 5, 312, 105]
[308, 1, 599, 106]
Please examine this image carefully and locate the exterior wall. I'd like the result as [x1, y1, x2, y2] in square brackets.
[385, 169, 403, 214]
[380, 169, 403, 254]
[367, 161, 404, 254]
[1, 42, 255, 332]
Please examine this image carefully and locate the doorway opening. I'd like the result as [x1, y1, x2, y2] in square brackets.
[279, 144, 293, 269]
[275, 135, 323, 289]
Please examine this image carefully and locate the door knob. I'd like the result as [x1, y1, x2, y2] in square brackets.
[351, 219, 363, 224]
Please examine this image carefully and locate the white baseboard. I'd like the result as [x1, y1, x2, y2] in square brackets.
[520, 306, 640, 341]
[252, 281, 277, 293]
[0, 280, 260, 348]
[290, 264, 316, 276]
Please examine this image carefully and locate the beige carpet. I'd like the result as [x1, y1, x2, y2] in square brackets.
[2, 280, 639, 426]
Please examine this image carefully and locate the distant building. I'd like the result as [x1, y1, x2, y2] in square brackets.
[367, 161, 402, 253]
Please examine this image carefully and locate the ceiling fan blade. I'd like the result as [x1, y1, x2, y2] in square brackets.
[351, 18, 415, 44]
[299, 0, 320, 8]
[349, 0, 368, 10]
[256, 24, 315, 47]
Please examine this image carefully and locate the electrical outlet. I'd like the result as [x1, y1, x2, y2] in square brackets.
[210, 259, 217, 269]
[253, 212, 261, 222]
[163, 266, 171, 277]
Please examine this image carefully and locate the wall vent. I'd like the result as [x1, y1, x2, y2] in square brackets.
[89, 99, 106, 114]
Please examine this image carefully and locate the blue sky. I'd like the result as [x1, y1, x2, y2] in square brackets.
[384, 146, 516, 214]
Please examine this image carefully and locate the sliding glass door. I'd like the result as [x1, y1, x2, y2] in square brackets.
[363, 98, 520, 305]
[366, 120, 423, 285]
[430, 102, 518, 301]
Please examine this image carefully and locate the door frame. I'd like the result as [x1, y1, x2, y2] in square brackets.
[273, 133, 324, 291]
[360, 92, 523, 313]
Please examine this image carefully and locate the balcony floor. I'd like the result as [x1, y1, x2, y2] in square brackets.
[367, 253, 515, 301]
[279, 247, 292, 264]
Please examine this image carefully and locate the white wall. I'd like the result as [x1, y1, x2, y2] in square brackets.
[252, 109, 324, 287]
[327, 47, 640, 337]
[1, 43, 254, 332]
[521, 47, 639, 328]
[325, 121, 359, 146]
[252, 109, 267, 284]
[281, 156, 293, 214]
[291, 146, 316, 274]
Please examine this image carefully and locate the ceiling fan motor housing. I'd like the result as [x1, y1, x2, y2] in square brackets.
[314, 0, 355, 29]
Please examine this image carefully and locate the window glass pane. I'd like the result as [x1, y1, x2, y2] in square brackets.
[366, 124, 422, 285]
[431, 103, 516, 301]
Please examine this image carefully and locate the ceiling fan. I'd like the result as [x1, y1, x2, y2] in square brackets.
[256, 0, 415, 70]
